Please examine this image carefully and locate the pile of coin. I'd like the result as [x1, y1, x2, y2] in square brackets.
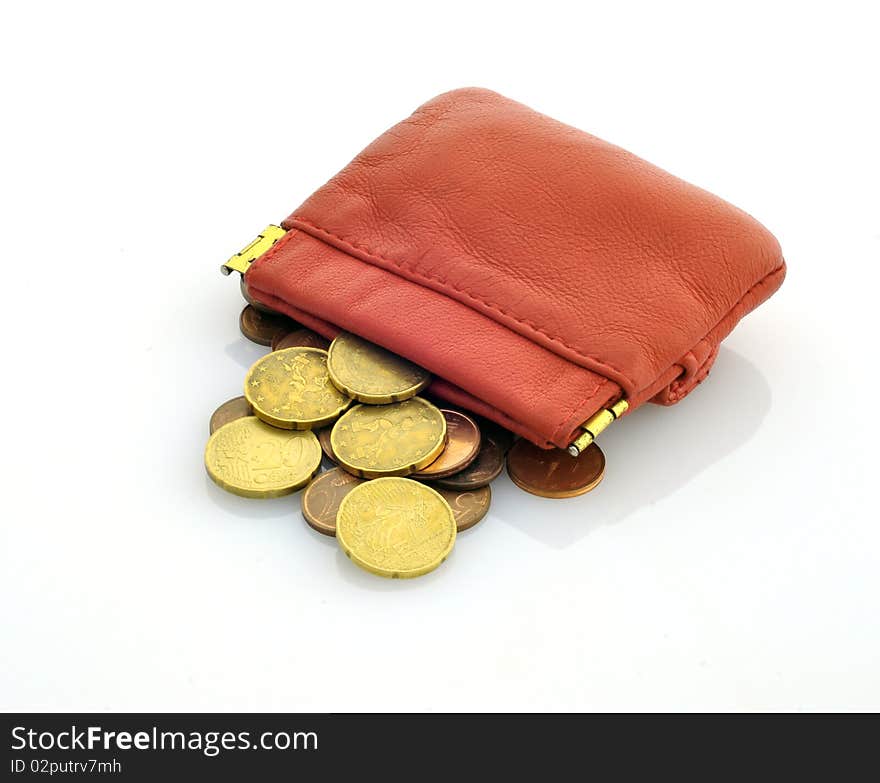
[205, 298, 605, 579]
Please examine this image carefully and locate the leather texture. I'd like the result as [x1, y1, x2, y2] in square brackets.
[247, 88, 785, 448]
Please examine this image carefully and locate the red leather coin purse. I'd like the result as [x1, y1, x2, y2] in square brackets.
[239, 88, 785, 450]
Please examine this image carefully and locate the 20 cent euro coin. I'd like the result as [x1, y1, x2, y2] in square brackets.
[205, 416, 322, 498]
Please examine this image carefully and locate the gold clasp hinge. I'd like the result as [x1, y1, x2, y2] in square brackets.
[220, 225, 287, 276]
[568, 399, 629, 456]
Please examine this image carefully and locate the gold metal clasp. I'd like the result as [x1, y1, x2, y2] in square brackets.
[220, 225, 287, 276]
[568, 398, 629, 456]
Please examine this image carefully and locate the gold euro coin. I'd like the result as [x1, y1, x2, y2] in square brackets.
[327, 332, 431, 404]
[336, 477, 456, 578]
[244, 347, 352, 430]
[330, 397, 446, 479]
[205, 416, 321, 498]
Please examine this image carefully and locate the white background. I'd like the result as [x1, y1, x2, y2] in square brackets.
[1, 1, 878, 712]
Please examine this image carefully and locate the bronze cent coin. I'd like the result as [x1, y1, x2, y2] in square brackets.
[316, 427, 338, 463]
[209, 395, 253, 434]
[301, 467, 363, 536]
[506, 439, 605, 498]
[272, 328, 331, 352]
[434, 485, 491, 532]
[412, 409, 481, 479]
[239, 305, 295, 346]
[433, 434, 505, 490]
[240, 276, 281, 315]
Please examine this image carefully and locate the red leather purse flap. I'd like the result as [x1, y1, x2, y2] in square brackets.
[247, 88, 785, 447]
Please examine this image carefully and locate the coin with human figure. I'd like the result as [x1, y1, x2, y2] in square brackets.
[330, 397, 446, 479]
[244, 347, 352, 430]
[327, 332, 431, 404]
[336, 477, 456, 578]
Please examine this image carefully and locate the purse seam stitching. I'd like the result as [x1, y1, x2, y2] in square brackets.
[254, 228, 613, 446]
[666, 344, 718, 403]
[290, 215, 636, 388]
[257, 225, 785, 437]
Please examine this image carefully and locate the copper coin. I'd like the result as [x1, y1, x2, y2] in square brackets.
[301, 467, 363, 536]
[209, 396, 253, 434]
[433, 434, 504, 490]
[238, 305, 295, 346]
[412, 409, 481, 479]
[434, 485, 491, 532]
[240, 276, 281, 315]
[506, 440, 605, 498]
[272, 328, 330, 352]
[316, 427, 338, 463]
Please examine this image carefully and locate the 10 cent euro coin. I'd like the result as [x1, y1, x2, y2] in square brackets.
[336, 477, 456, 578]
[244, 347, 352, 430]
